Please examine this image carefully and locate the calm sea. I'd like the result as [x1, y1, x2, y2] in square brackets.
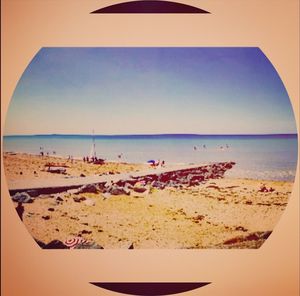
[3, 134, 298, 181]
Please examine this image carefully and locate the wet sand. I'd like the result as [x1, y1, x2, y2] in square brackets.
[4, 153, 293, 249]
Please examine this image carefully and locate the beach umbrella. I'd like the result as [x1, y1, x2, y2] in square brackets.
[64, 237, 89, 249]
[147, 160, 155, 164]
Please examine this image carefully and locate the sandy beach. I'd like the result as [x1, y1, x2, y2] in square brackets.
[3, 152, 293, 249]
[3, 152, 148, 183]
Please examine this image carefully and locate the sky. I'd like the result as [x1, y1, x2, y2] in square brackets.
[4, 47, 297, 135]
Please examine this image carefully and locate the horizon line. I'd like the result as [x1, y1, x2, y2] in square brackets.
[3, 132, 298, 137]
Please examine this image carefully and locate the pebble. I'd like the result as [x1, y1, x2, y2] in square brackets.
[42, 215, 50, 220]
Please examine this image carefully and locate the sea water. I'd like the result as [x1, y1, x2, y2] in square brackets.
[3, 134, 298, 181]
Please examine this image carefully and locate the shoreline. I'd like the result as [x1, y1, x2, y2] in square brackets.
[3, 151, 203, 166]
[2, 151, 296, 183]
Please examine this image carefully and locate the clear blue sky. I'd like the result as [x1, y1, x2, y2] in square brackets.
[4, 47, 297, 135]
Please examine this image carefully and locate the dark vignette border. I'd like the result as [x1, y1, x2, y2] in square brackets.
[90, 282, 211, 295]
[91, 1, 210, 14]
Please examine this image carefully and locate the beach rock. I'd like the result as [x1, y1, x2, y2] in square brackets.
[109, 185, 129, 195]
[132, 186, 147, 193]
[259, 185, 275, 193]
[124, 183, 134, 189]
[224, 162, 235, 169]
[12, 192, 33, 203]
[187, 174, 203, 186]
[125, 179, 139, 186]
[73, 196, 86, 203]
[166, 180, 177, 187]
[191, 175, 204, 183]
[192, 215, 205, 222]
[70, 216, 79, 221]
[147, 174, 159, 182]
[76, 184, 99, 194]
[224, 231, 272, 246]
[80, 173, 86, 177]
[80, 229, 92, 235]
[102, 193, 111, 199]
[159, 174, 171, 183]
[123, 187, 131, 195]
[42, 215, 51, 220]
[116, 179, 126, 187]
[235, 226, 248, 232]
[98, 182, 107, 191]
[48, 208, 55, 212]
[151, 181, 166, 190]
[56, 196, 63, 202]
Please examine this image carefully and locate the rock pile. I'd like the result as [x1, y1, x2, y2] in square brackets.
[75, 184, 100, 194]
[222, 231, 272, 248]
[114, 162, 235, 191]
[94, 161, 236, 197]
[11, 162, 236, 201]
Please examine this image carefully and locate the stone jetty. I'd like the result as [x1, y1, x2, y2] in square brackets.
[10, 161, 236, 198]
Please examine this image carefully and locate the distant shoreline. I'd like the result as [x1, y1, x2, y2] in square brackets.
[3, 135, 297, 182]
[3, 152, 296, 183]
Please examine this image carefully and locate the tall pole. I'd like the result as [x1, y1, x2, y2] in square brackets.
[92, 129, 96, 158]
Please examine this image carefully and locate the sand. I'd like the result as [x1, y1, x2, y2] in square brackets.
[3, 153, 293, 249]
[3, 152, 148, 183]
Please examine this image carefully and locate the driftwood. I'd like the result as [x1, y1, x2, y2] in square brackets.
[45, 162, 69, 168]
[47, 167, 67, 174]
